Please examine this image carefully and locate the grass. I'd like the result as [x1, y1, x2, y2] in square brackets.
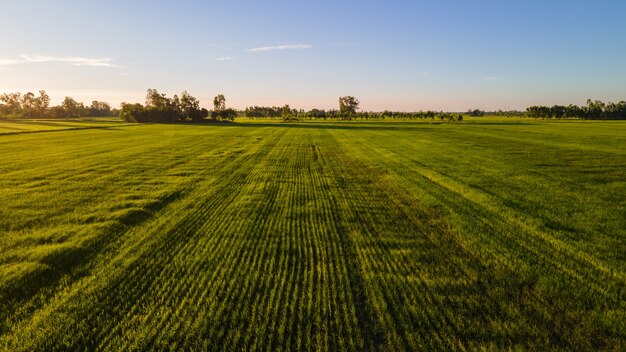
[0, 118, 126, 134]
[0, 118, 625, 350]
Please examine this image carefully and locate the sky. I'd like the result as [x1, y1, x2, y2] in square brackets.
[1, 0, 625, 111]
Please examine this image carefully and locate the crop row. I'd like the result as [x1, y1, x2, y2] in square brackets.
[1, 121, 625, 350]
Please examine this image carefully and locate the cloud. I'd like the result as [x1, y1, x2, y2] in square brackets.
[0, 54, 125, 68]
[420, 72, 430, 76]
[483, 76, 503, 81]
[0, 59, 21, 66]
[247, 44, 312, 52]
[215, 56, 234, 61]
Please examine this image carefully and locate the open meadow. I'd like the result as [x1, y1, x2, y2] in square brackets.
[1, 118, 625, 351]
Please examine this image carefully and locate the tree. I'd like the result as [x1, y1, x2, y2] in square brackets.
[189, 108, 209, 122]
[467, 109, 484, 117]
[307, 109, 327, 119]
[178, 91, 208, 121]
[606, 101, 626, 119]
[34, 90, 50, 117]
[213, 94, 226, 112]
[21, 92, 36, 118]
[126, 89, 209, 123]
[339, 96, 359, 117]
[145, 88, 170, 109]
[119, 103, 146, 122]
[88, 101, 111, 117]
[586, 99, 605, 120]
[180, 90, 200, 116]
[526, 106, 551, 118]
[280, 104, 292, 118]
[211, 94, 234, 121]
[0, 92, 22, 116]
[565, 104, 584, 118]
[49, 106, 66, 119]
[61, 97, 83, 118]
[244, 106, 283, 118]
[172, 94, 182, 112]
[550, 105, 566, 119]
[221, 108, 237, 121]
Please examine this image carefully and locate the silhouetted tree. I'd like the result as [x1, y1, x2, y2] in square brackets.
[467, 109, 484, 117]
[211, 94, 235, 121]
[119, 103, 146, 122]
[88, 101, 112, 117]
[121, 89, 209, 123]
[339, 96, 359, 117]
[21, 92, 36, 118]
[61, 97, 83, 118]
[145, 88, 170, 109]
[34, 90, 50, 117]
[0, 93, 22, 116]
[213, 94, 226, 112]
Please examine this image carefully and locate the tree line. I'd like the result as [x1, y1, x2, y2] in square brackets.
[244, 108, 465, 121]
[0, 90, 118, 118]
[526, 100, 626, 120]
[3, 90, 625, 121]
[244, 96, 463, 121]
[119, 89, 237, 123]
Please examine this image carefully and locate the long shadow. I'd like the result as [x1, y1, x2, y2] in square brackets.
[461, 121, 538, 126]
[0, 190, 184, 334]
[178, 121, 444, 132]
[172, 118, 543, 131]
[0, 124, 138, 136]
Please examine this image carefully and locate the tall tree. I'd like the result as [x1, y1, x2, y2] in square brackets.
[145, 88, 169, 109]
[34, 90, 50, 117]
[586, 99, 605, 120]
[281, 104, 292, 118]
[61, 97, 83, 118]
[88, 101, 111, 117]
[171, 94, 182, 116]
[213, 94, 226, 112]
[180, 90, 200, 116]
[339, 96, 359, 116]
[21, 92, 36, 118]
[1, 92, 22, 116]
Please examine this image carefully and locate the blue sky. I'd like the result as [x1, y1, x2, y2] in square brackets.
[1, 0, 625, 111]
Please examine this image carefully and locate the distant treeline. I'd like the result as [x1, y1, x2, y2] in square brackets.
[526, 100, 626, 120]
[3, 90, 625, 121]
[0, 90, 118, 118]
[244, 104, 464, 121]
[119, 89, 236, 123]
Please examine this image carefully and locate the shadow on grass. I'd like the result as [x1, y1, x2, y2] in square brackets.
[0, 125, 138, 136]
[173, 120, 448, 132]
[461, 121, 539, 126]
[165, 118, 542, 132]
[0, 190, 184, 332]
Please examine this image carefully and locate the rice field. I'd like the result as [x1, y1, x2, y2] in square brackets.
[1, 119, 625, 351]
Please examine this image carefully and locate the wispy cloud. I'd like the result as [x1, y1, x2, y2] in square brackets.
[420, 72, 430, 76]
[483, 76, 503, 81]
[0, 54, 125, 68]
[215, 56, 234, 61]
[247, 44, 312, 52]
[0, 59, 21, 66]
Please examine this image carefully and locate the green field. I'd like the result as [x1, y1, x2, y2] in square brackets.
[0, 118, 125, 134]
[1, 119, 625, 351]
